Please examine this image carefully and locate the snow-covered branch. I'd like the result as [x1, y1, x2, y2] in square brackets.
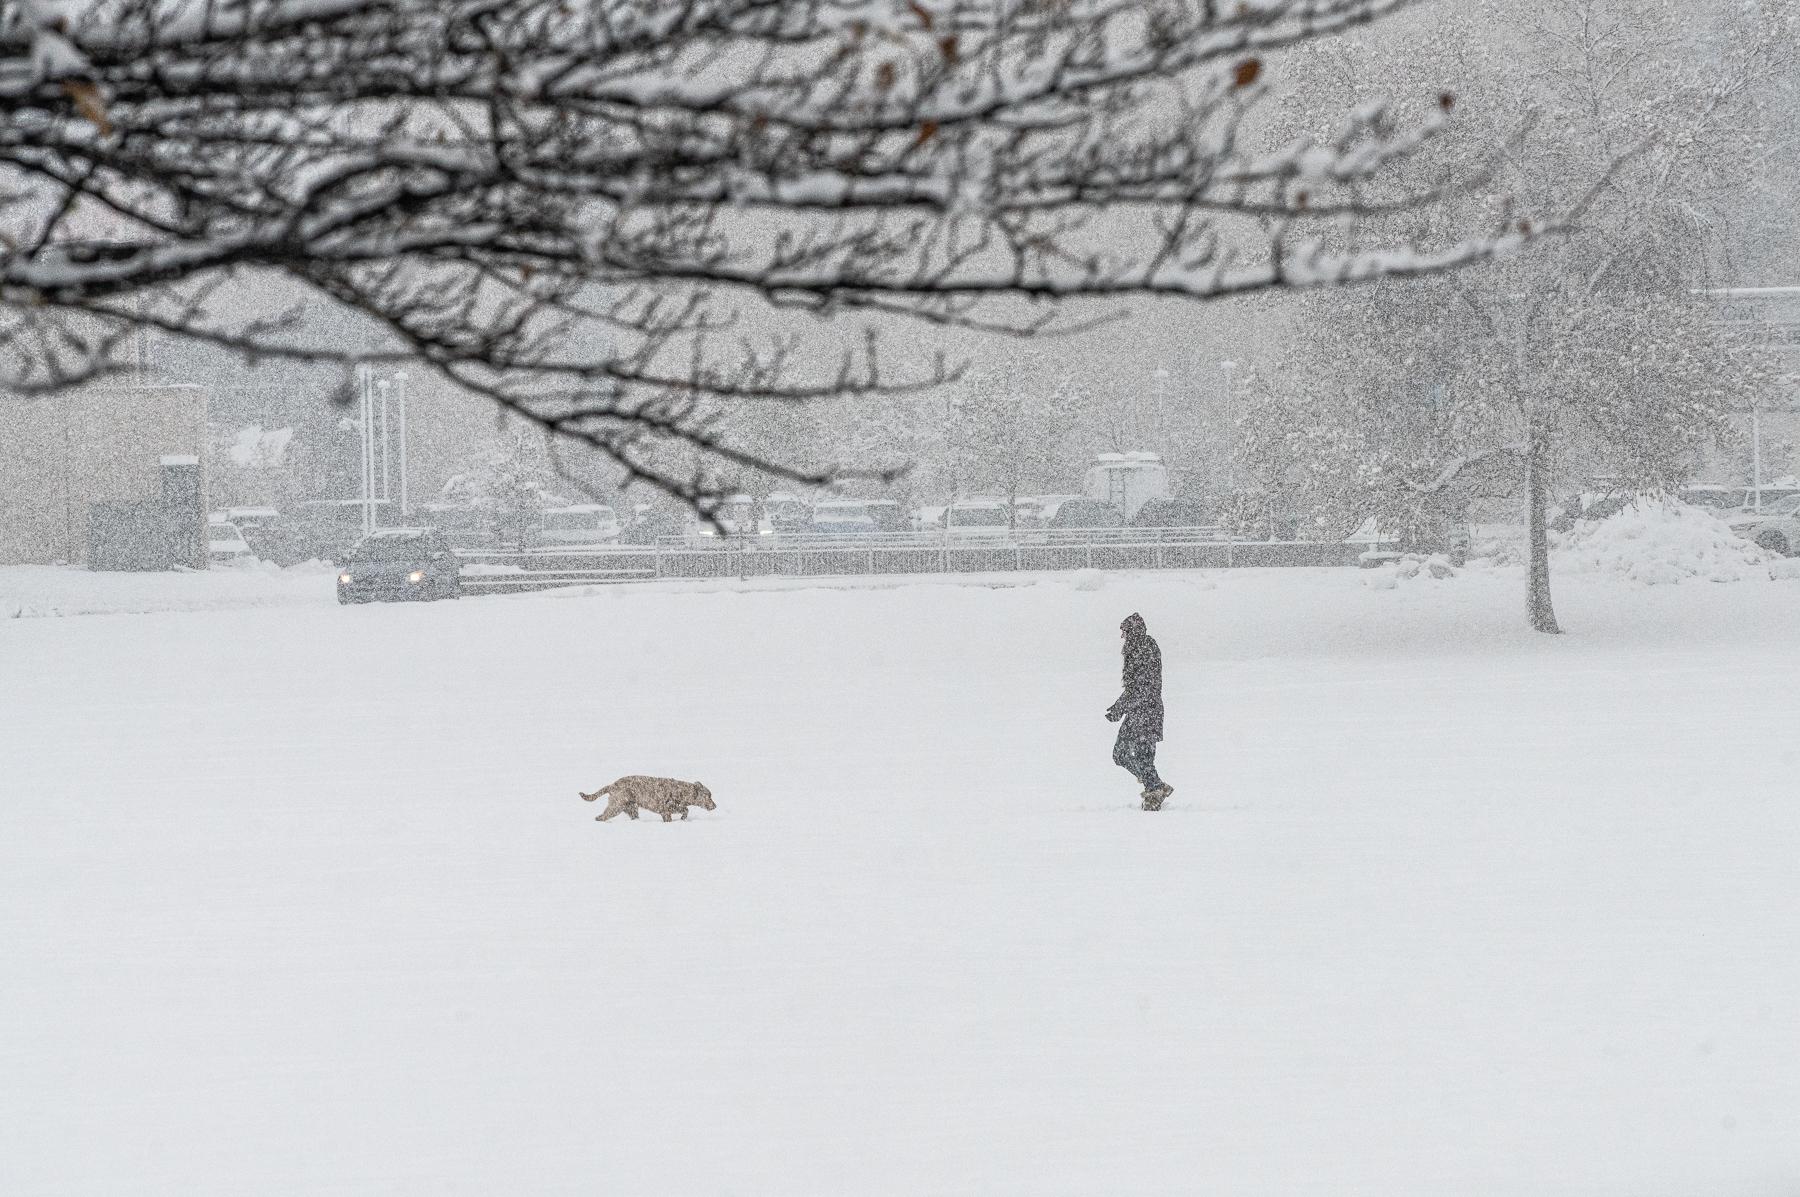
[2, 0, 1548, 503]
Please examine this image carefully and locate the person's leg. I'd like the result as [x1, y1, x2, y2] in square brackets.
[1116, 736, 1161, 791]
[1132, 740, 1163, 791]
[1113, 726, 1137, 781]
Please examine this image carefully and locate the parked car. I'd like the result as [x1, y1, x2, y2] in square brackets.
[942, 500, 1012, 538]
[1044, 498, 1124, 530]
[1549, 490, 1632, 532]
[1350, 514, 1471, 567]
[809, 499, 879, 536]
[621, 506, 685, 545]
[539, 503, 622, 546]
[1726, 493, 1800, 556]
[206, 518, 256, 566]
[686, 494, 762, 544]
[1128, 497, 1213, 529]
[762, 493, 813, 535]
[215, 506, 282, 558]
[1032, 495, 1087, 526]
[289, 499, 388, 562]
[336, 528, 462, 603]
[1680, 484, 1800, 517]
[863, 499, 910, 534]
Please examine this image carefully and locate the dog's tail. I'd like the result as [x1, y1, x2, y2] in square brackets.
[580, 783, 611, 803]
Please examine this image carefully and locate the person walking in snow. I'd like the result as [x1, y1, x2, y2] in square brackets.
[1107, 612, 1173, 811]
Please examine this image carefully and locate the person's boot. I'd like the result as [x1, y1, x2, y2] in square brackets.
[1141, 786, 1163, 812]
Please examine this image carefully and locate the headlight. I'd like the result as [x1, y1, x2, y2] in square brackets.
[337, 572, 353, 585]
[408, 569, 425, 583]
[759, 528, 773, 535]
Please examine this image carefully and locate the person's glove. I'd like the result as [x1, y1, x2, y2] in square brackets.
[1105, 706, 1122, 723]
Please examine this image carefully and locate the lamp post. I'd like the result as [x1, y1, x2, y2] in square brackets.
[376, 378, 391, 516]
[1219, 359, 1237, 495]
[396, 370, 410, 519]
[358, 364, 375, 537]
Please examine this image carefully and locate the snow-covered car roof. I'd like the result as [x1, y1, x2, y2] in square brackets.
[361, 527, 437, 539]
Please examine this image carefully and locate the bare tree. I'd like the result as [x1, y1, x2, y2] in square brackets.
[3, 0, 1553, 512]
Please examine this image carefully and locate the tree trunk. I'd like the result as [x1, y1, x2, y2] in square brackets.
[1526, 431, 1562, 635]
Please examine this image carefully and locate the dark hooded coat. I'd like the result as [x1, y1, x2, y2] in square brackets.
[1107, 613, 1164, 743]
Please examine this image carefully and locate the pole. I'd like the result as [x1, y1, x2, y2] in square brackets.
[358, 365, 374, 538]
[1220, 359, 1237, 521]
[1752, 399, 1762, 512]
[396, 370, 410, 519]
[377, 378, 391, 510]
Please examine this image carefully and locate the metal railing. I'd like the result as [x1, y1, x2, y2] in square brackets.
[451, 528, 1363, 593]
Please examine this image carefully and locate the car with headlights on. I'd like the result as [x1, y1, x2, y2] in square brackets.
[336, 528, 463, 603]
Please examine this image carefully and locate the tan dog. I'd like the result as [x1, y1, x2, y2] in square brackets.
[581, 776, 715, 822]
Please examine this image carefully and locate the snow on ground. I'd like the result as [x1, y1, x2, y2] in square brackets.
[1, 561, 337, 618]
[4, 566, 1800, 1195]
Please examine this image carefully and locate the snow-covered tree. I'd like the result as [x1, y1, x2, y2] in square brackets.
[3, 0, 1572, 511]
[1234, 0, 1789, 631]
[441, 427, 557, 549]
[951, 356, 1082, 522]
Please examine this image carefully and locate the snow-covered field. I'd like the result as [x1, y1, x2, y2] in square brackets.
[4, 564, 1799, 1195]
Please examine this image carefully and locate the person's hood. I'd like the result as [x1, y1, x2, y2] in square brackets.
[1121, 612, 1147, 637]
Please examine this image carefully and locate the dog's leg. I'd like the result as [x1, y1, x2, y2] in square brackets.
[660, 810, 674, 822]
[679, 808, 689, 820]
[625, 804, 639, 820]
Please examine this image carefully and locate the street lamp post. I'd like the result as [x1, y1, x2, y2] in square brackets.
[357, 364, 375, 537]
[396, 370, 410, 519]
[1752, 396, 1762, 512]
[376, 378, 392, 516]
[1219, 358, 1237, 494]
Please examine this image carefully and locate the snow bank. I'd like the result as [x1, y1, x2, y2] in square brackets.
[1552, 498, 1776, 585]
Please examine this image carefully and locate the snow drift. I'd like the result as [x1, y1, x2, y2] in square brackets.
[1552, 497, 1777, 585]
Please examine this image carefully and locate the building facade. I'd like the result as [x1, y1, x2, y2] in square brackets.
[0, 384, 210, 567]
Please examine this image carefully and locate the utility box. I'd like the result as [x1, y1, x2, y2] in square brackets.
[87, 501, 181, 571]
[160, 455, 205, 569]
